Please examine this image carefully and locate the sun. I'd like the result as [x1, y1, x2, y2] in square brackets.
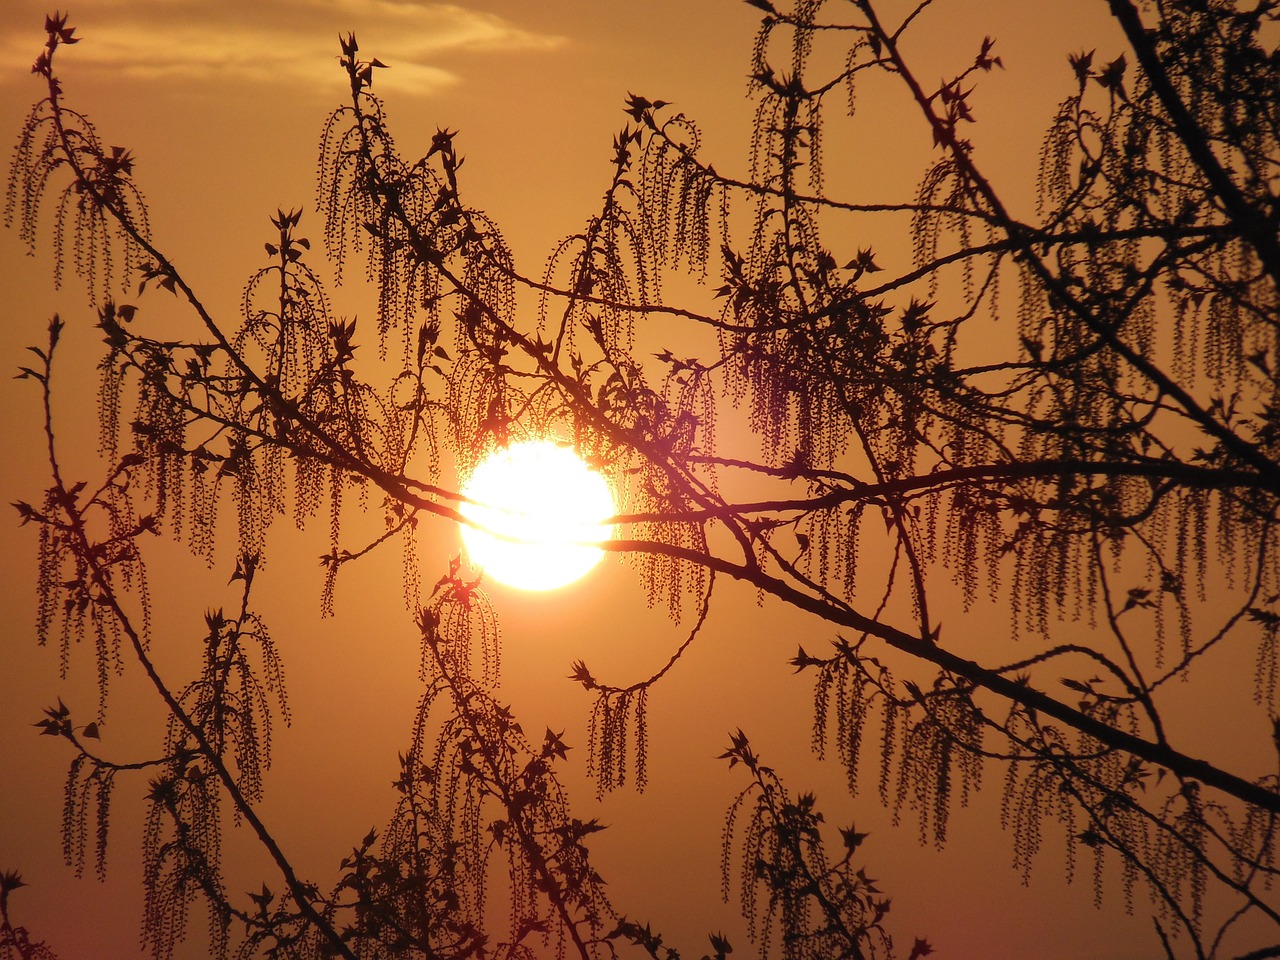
[458, 439, 616, 591]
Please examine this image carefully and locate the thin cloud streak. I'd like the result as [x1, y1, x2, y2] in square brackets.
[0, 1, 566, 98]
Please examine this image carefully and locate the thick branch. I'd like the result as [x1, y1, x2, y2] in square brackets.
[601, 533, 1280, 815]
[1107, 0, 1280, 290]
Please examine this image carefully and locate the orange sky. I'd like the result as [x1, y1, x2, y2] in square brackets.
[1, 3, 1262, 958]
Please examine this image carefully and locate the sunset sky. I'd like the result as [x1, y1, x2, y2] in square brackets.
[0, 2, 1259, 958]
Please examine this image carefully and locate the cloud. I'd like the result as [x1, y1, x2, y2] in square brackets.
[0, 1, 565, 98]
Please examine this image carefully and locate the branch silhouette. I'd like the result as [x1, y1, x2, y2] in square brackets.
[7, 3, 1280, 958]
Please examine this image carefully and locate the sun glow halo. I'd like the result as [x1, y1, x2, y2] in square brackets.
[458, 439, 615, 591]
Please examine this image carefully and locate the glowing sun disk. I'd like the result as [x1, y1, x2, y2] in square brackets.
[459, 440, 615, 591]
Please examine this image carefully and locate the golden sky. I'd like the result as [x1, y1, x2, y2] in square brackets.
[0, 2, 1255, 958]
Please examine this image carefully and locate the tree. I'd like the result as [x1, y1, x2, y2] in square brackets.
[4, 0, 1279, 957]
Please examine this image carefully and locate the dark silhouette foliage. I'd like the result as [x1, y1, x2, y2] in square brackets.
[5, 2, 1280, 958]
[0, 872, 60, 960]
